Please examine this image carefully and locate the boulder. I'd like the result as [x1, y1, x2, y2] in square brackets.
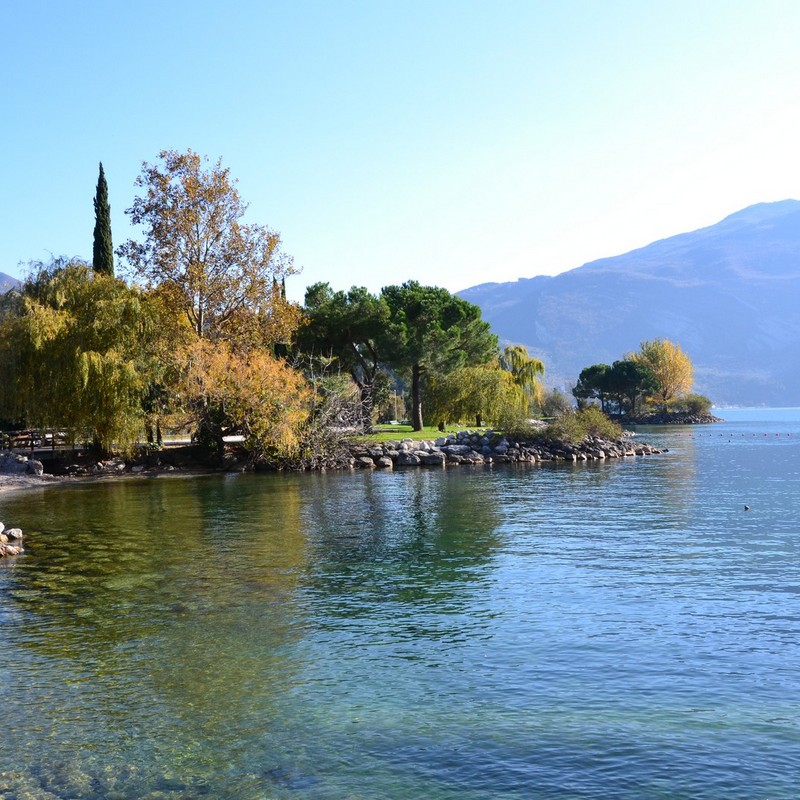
[0, 452, 43, 475]
[441, 444, 473, 456]
[375, 456, 394, 469]
[419, 451, 446, 466]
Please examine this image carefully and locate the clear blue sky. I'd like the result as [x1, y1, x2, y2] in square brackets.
[4, 0, 800, 301]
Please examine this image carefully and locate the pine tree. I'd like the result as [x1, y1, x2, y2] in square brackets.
[92, 162, 114, 276]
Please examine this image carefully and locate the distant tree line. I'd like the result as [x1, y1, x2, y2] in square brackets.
[573, 339, 711, 417]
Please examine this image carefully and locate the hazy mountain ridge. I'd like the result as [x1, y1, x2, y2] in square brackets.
[0, 272, 21, 292]
[459, 200, 800, 406]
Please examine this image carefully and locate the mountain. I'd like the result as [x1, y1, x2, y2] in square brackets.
[0, 272, 20, 293]
[459, 200, 800, 406]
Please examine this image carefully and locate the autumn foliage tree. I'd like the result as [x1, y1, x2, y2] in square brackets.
[630, 338, 694, 411]
[118, 149, 306, 458]
[118, 149, 298, 344]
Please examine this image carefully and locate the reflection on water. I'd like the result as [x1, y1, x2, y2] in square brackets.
[2, 421, 800, 799]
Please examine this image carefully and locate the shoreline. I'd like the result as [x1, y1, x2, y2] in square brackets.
[0, 432, 668, 494]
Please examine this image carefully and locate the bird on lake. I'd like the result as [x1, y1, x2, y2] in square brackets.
[744, 505, 751, 511]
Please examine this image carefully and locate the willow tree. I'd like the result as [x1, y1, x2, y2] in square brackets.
[424, 364, 518, 428]
[0, 259, 159, 453]
[500, 344, 545, 414]
[630, 338, 694, 411]
[117, 149, 306, 458]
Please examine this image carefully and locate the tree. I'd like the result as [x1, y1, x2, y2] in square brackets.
[117, 149, 298, 345]
[573, 364, 611, 412]
[424, 364, 517, 428]
[630, 338, 694, 411]
[183, 339, 310, 461]
[117, 149, 305, 455]
[300, 283, 389, 431]
[92, 162, 115, 277]
[604, 359, 658, 415]
[499, 344, 545, 414]
[381, 281, 499, 430]
[0, 258, 160, 454]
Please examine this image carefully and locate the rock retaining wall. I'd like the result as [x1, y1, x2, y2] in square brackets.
[345, 429, 666, 469]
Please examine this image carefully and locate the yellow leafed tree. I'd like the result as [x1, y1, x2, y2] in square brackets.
[630, 338, 693, 410]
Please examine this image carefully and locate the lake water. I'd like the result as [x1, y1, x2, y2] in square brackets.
[2, 409, 800, 799]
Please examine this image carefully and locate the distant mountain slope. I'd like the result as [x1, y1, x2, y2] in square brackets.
[0, 272, 20, 292]
[459, 200, 800, 406]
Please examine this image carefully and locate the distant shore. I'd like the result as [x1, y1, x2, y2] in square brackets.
[621, 411, 723, 425]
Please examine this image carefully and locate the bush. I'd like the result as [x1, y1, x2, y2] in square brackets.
[677, 393, 713, 416]
[539, 388, 574, 418]
[542, 407, 622, 445]
[497, 409, 544, 441]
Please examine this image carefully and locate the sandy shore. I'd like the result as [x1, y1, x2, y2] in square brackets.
[0, 473, 66, 492]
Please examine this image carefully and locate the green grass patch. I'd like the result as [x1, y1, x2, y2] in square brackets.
[355, 424, 490, 443]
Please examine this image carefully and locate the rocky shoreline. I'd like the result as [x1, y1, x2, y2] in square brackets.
[621, 411, 722, 425]
[344, 428, 666, 470]
[0, 427, 667, 495]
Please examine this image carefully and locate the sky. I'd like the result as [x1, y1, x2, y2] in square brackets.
[4, 0, 800, 302]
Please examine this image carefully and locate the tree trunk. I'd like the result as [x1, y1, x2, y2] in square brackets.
[359, 382, 374, 433]
[411, 364, 423, 431]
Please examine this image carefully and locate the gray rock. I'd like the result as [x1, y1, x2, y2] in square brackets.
[375, 456, 394, 469]
[441, 444, 473, 455]
[355, 456, 375, 468]
[5, 528, 22, 540]
[419, 451, 446, 466]
[397, 452, 421, 466]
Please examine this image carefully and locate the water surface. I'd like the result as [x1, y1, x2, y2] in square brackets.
[2, 411, 800, 798]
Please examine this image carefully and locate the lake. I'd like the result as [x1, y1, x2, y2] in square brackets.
[2, 408, 800, 799]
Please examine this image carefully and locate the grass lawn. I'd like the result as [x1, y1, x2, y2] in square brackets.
[356, 424, 490, 443]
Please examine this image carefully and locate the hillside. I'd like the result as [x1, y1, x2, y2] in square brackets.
[0, 272, 20, 292]
[459, 200, 800, 406]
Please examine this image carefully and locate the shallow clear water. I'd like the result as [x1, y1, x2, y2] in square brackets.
[2, 410, 800, 799]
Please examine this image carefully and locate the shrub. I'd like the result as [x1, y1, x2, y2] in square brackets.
[542, 407, 622, 445]
[497, 409, 544, 441]
[678, 393, 713, 416]
[539, 388, 574, 418]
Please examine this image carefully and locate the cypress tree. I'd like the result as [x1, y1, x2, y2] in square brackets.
[92, 162, 114, 277]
